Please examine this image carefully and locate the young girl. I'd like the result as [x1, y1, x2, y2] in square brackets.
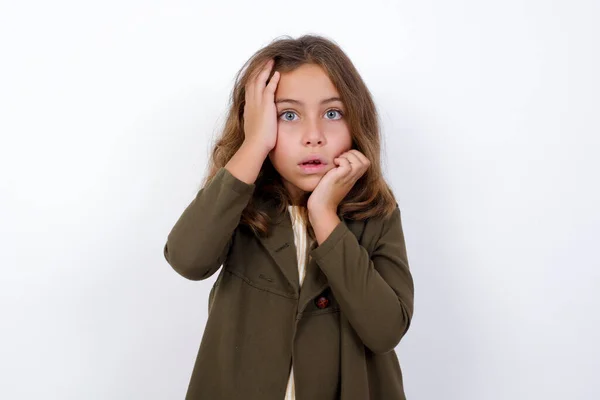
[164, 34, 415, 400]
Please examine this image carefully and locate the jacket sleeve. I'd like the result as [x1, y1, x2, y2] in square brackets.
[163, 167, 256, 280]
[309, 205, 414, 354]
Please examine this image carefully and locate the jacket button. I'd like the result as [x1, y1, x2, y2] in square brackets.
[315, 296, 329, 309]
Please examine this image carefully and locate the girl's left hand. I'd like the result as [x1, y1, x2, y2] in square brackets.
[307, 149, 371, 214]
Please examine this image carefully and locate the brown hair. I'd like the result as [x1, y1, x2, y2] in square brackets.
[203, 34, 397, 239]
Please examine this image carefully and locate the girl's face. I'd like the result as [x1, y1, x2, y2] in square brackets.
[268, 63, 352, 203]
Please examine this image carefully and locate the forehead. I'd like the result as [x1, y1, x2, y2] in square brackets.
[275, 63, 341, 103]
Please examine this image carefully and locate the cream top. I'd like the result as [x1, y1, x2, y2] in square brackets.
[284, 205, 315, 399]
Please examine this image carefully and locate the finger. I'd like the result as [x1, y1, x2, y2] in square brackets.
[254, 59, 274, 102]
[344, 150, 364, 162]
[264, 70, 280, 98]
[342, 152, 362, 168]
[340, 156, 361, 184]
[244, 84, 253, 111]
[245, 60, 270, 103]
[250, 59, 271, 81]
[337, 153, 359, 172]
[347, 150, 371, 171]
[335, 157, 354, 184]
[335, 156, 353, 173]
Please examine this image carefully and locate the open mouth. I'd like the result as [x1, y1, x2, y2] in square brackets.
[301, 160, 323, 166]
[299, 160, 326, 173]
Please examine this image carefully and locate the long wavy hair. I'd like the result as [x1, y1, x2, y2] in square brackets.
[202, 34, 397, 239]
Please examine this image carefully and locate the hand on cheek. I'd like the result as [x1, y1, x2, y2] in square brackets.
[307, 150, 371, 212]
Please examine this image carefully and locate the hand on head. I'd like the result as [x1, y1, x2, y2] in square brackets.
[243, 59, 280, 154]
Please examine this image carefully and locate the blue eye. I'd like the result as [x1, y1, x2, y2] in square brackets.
[278, 109, 344, 122]
[279, 111, 298, 121]
[325, 109, 343, 120]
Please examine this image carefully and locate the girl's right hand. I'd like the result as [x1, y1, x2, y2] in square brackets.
[242, 59, 281, 154]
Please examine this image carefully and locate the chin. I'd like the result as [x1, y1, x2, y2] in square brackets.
[293, 177, 320, 192]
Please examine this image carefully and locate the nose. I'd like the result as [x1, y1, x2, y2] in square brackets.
[303, 118, 326, 146]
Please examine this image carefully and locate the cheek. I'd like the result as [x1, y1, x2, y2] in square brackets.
[273, 128, 295, 151]
[276, 123, 295, 140]
[270, 139, 294, 164]
[331, 126, 353, 151]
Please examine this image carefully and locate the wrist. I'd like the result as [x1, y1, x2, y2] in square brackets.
[242, 140, 271, 158]
[308, 205, 338, 220]
[309, 209, 341, 245]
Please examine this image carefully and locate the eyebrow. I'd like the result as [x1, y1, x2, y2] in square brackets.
[275, 97, 343, 105]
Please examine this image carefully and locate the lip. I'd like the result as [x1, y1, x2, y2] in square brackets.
[299, 163, 327, 174]
[298, 155, 328, 174]
[298, 154, 328, 165]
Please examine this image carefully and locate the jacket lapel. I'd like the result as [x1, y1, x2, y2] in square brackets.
[297, 253, 329, 313]
[255, 197, 361, 311]
[255, 202, 300, 295]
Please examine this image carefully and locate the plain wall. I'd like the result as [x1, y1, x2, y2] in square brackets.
[1, 0, 598, 398]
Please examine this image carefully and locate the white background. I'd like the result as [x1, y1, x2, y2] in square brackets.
[1, 0, 599, 399]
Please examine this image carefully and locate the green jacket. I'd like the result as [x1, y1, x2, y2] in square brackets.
[163, 166, 415, 399]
